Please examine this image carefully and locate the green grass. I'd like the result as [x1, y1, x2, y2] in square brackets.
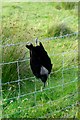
[1, 2, 79, 118]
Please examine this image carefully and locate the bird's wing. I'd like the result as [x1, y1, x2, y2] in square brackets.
[40, 66, 48, 76]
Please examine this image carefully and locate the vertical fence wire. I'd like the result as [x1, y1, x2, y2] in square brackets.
[34, 77, 37, 105]
[62, 53, 64, 90]
[17, 61, 21, 98]
[0, 4, 3, 116]
[0, 49, 3, 119]
[74, 51, 78, 92]
[0, 79, 3, 119]
[74, 51, 78, 79]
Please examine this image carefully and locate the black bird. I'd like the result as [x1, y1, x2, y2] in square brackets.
[26, 41, 52, 87]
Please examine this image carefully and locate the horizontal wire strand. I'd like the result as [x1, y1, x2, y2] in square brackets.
[3, 78, 78, 102]
[1, 31, 78, 48]
[2, 91, 78, 118]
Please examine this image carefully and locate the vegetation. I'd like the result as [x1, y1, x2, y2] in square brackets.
[1, 2, 79, 118]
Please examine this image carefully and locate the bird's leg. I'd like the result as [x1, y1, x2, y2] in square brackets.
[43, 82, 46, 88]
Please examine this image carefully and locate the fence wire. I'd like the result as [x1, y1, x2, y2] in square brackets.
[0, 32, 78, 118]
[3, 91, 78, 118]
[1, 31, 78, 48]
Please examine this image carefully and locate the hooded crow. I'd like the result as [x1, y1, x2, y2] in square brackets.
[26, 41, 52, 87]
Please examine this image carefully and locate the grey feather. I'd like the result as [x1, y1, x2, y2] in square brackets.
[40, 66, 48, 76]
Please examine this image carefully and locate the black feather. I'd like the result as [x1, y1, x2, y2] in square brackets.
[26, 42, 52, 87]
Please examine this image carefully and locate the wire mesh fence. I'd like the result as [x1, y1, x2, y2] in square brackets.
[0, 32, 79, 118]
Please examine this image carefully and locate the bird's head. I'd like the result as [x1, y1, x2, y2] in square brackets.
[26, 43, 33, 50]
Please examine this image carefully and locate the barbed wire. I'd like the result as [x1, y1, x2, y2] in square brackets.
[1, 31, 78, 48]
[41, 31, 78, 42]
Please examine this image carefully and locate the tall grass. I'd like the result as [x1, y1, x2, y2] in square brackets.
[52, 2, 77, 10]
[47, 22, 73, 37]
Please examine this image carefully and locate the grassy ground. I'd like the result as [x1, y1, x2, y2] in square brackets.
[1, 2, 79, 118]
